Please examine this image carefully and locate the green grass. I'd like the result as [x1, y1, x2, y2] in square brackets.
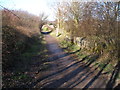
[2, 34, 49, 88]
[12, 73, 29, 80]
[118, 73, 120, 79]
[21, 41, 46, 58]
[104, 64, 113, 72]
[15, 35, 48, 71]
[51, 31, 120, 81]
[39, 62, 51, 71]
[58, 35, 117, 76]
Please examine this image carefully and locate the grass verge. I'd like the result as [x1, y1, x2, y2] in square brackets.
[51, 31, 120, 84]
[2, 33, 49, 88]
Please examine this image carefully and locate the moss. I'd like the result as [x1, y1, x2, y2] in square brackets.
[104, 63, 113, 73]
[12, 73, 29, 80]
[51, 29, 119, 83]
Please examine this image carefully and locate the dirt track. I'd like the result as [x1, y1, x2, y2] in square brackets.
[31, 35, 108, 88]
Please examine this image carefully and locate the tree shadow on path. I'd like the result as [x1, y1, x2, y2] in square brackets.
[39, 55, 99, 88]
[83, 59, 111, 89]
[106, 61, 120, 89]
[29, 54, 90, 88]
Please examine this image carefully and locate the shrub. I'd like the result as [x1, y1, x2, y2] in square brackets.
[2, 9, 43, 71]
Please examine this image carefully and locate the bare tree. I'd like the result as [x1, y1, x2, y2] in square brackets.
[39, 13, 48, 32]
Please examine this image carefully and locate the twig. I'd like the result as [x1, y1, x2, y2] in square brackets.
[0, 5, 20, 19]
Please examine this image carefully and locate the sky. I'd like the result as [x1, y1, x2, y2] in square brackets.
[0, 0, 58, 21]
[0, 0, 118, 21]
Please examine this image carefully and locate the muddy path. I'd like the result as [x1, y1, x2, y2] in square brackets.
[31, 34, 108, 88]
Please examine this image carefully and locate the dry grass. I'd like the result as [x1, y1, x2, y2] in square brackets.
[2, 9, 43, 70]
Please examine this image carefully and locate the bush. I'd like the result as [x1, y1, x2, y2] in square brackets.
[2, 9, 43, 71]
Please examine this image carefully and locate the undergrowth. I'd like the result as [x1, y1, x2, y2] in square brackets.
[52, 32, 120, 82]
[2, 9, 49, 88]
